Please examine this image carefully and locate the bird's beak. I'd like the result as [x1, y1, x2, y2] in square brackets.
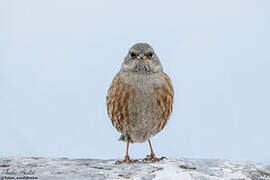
[137, 53, 147, 60]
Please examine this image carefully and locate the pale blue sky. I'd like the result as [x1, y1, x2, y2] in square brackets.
[0, 0, 270, 163]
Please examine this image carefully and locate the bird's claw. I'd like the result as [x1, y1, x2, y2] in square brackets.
[143, 154, 167, 162]
[115, 156, 139, 164]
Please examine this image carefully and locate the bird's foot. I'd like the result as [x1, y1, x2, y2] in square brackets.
[115, 156, 139, 164]
[143, 153, 167, 162]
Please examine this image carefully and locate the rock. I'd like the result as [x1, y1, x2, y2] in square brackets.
[0, 157, 269, 180]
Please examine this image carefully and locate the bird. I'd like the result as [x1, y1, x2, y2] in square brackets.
[106, 43, 174, 163]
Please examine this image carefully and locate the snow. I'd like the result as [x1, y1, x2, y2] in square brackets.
[0, 157, 269, 180]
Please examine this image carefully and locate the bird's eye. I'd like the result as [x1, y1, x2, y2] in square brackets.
[147, 52, 154, 58]
[130, 52, 136, 58]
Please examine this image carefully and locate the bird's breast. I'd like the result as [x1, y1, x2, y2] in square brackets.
[119, 72, 165, 90]
[119, 71, 164, 125]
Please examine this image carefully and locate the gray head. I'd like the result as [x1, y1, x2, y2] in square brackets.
[121, 43, 163, 73]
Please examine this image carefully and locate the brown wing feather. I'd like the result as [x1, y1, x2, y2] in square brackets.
[154, 72, 174, 133]
[106, 73, 134, 134]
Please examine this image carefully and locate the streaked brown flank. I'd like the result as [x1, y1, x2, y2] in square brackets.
[106, 73, 135, 133]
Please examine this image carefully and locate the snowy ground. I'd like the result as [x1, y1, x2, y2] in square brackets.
[0, 157, 269, 180]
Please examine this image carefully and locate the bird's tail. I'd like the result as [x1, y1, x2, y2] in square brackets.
[118, 135, 127, 142]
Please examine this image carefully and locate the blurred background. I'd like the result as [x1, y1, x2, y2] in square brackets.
[0, 0, 269, 163]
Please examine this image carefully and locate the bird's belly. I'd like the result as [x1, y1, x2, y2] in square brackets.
[127, 89, 162, 142]
[118, 72, 166, 143]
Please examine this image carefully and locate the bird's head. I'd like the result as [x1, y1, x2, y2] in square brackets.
[121, 43, 163, 73]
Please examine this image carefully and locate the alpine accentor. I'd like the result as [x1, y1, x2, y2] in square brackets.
[106, 43, 174, 163]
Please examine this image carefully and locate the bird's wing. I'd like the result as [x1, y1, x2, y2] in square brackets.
[154, 72, 174, 133]
[106, 73, 134, 133]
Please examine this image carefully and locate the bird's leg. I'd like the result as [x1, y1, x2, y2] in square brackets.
[143, 139, 167, 162]
[115, 140, 138, 164]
